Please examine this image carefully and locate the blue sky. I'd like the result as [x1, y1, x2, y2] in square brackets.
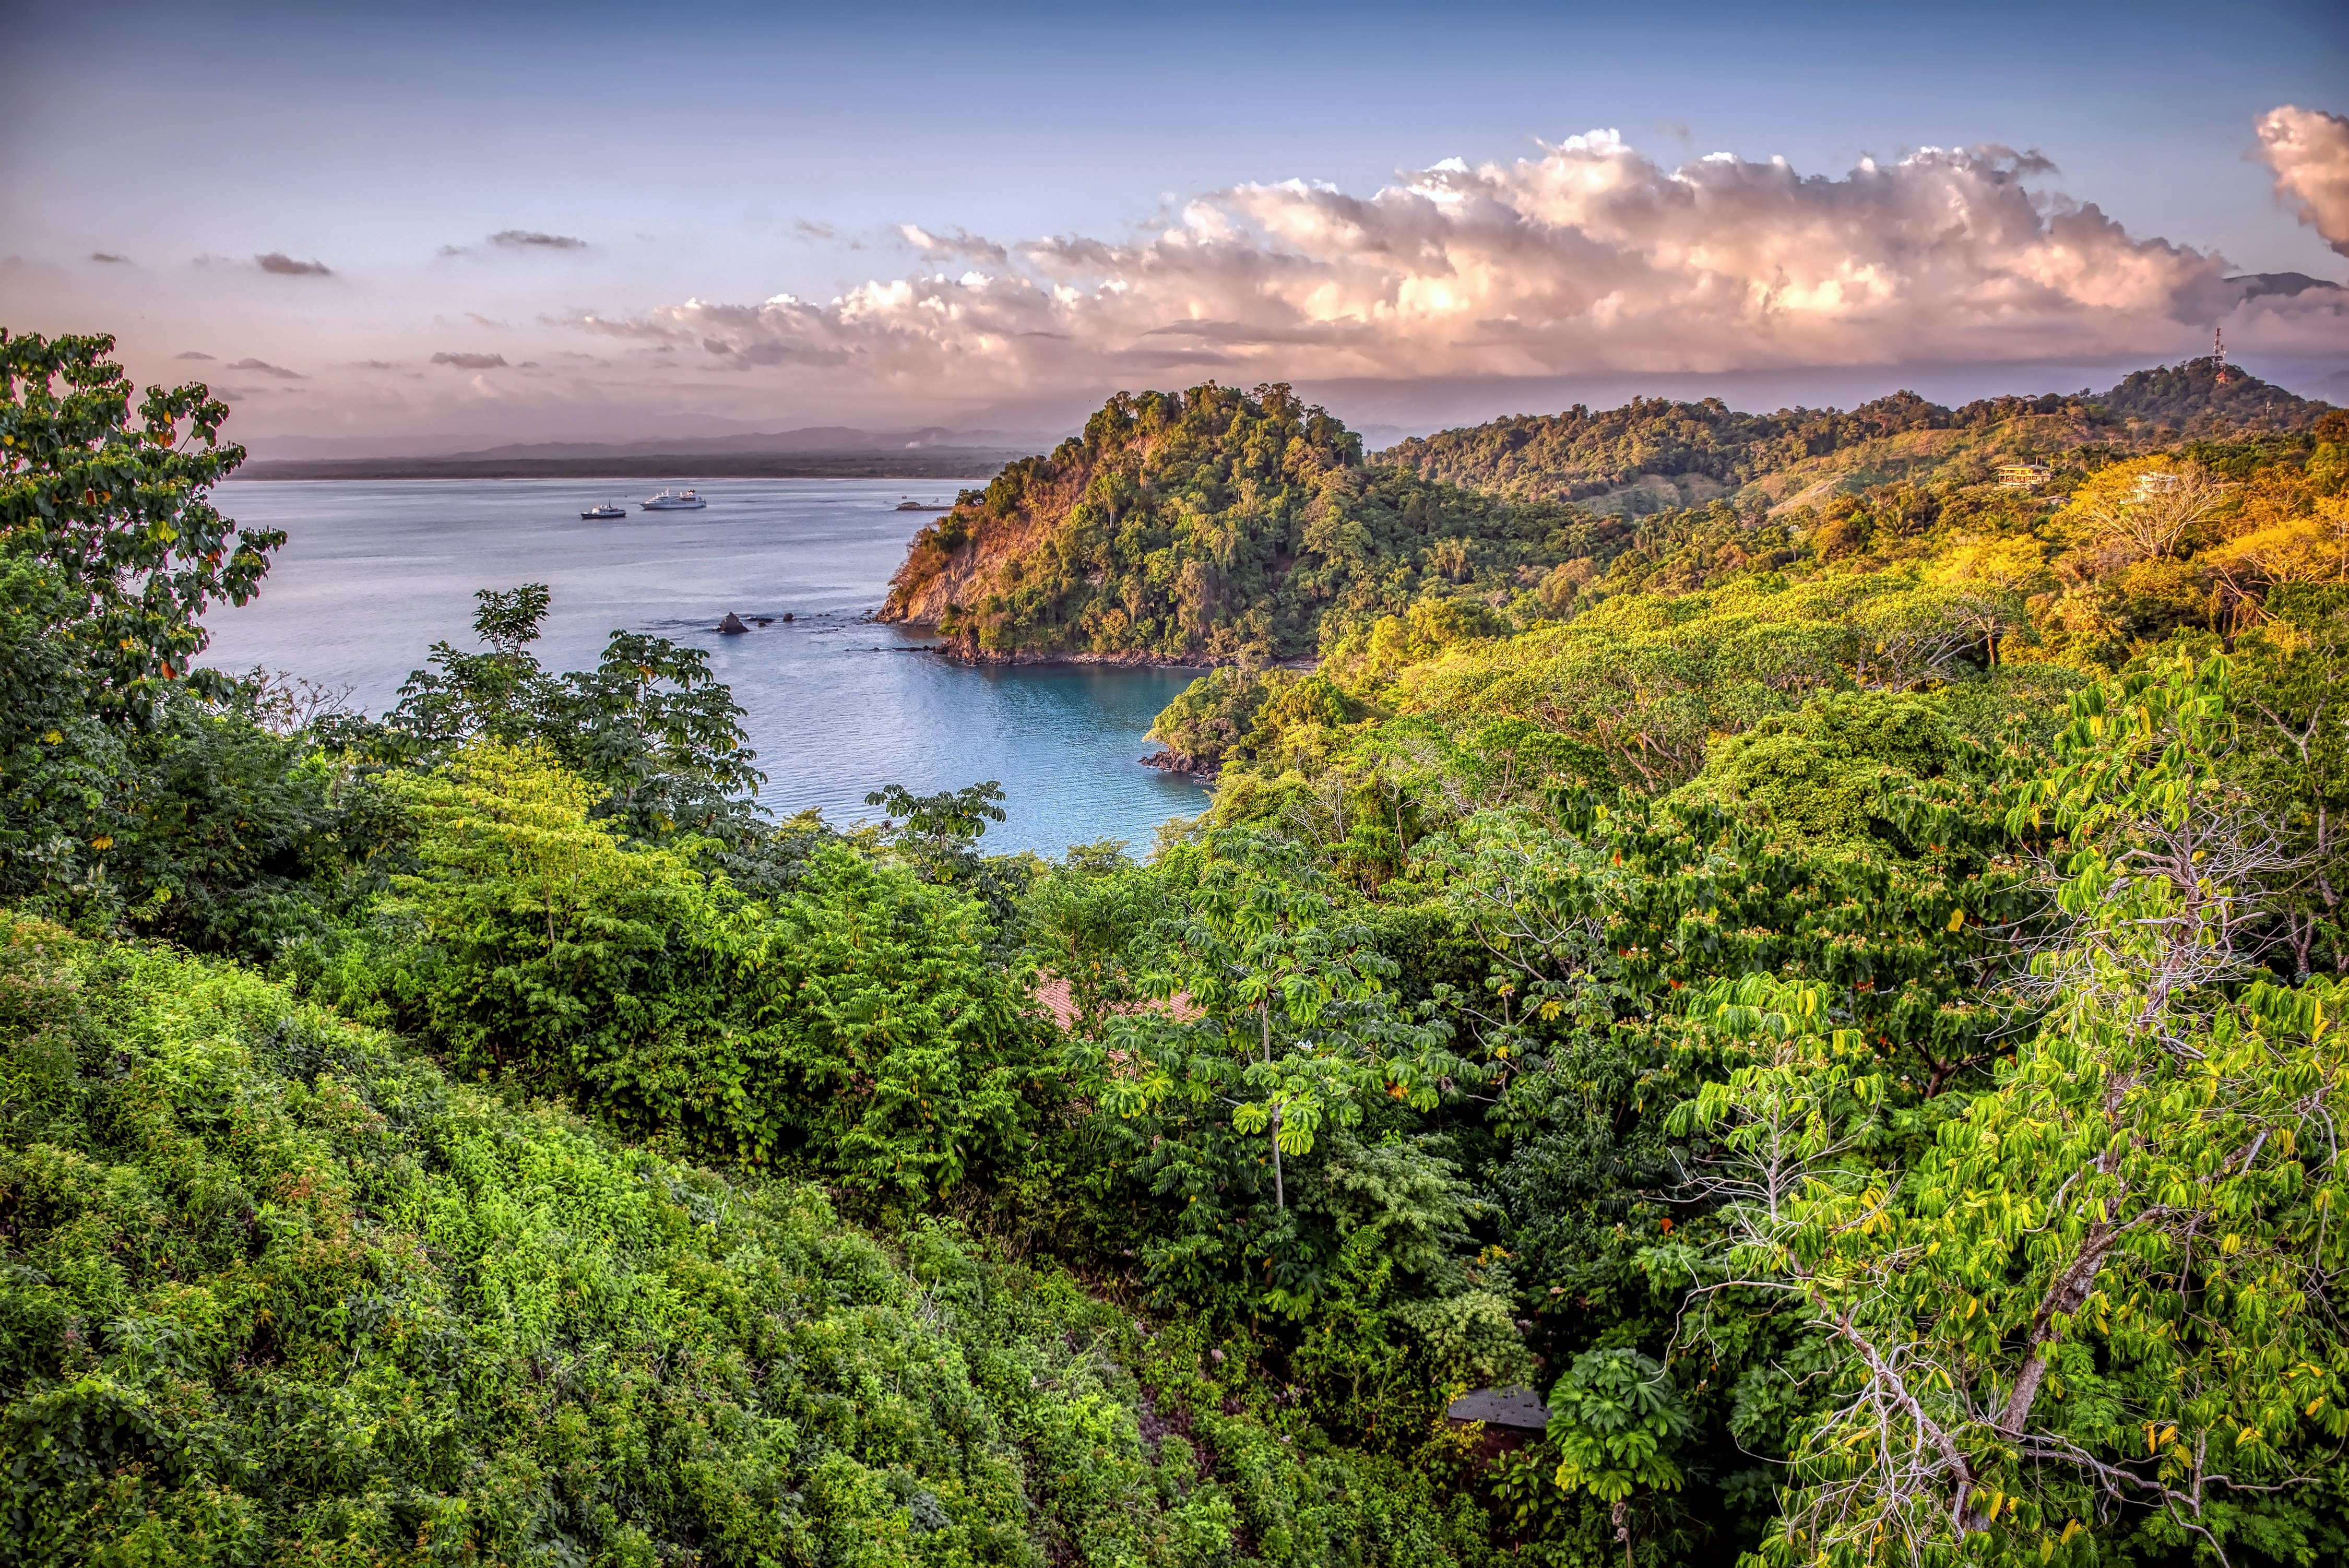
[4, 0, 2345, 450]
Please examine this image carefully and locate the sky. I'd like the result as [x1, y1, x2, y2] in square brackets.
[4, 0, 2348, 455]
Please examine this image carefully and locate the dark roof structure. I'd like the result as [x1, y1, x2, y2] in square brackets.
[1444, 1387, 1551, 1431]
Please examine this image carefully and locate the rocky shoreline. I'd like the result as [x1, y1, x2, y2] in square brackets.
[922, 639, 1208, 669]
[874, 622, 1316, 674]
[1138, 748, 1217, 782]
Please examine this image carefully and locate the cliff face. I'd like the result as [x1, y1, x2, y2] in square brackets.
[883, 504, 1058, 634]
[880, 383, 1607, 663]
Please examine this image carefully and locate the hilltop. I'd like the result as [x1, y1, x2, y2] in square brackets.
[881, 359, 2336, 663]
[1379, 357, 2332, 512]
[881, 382, 1631, 662]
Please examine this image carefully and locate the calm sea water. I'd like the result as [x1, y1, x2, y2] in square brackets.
[200, 478, 1208, 856]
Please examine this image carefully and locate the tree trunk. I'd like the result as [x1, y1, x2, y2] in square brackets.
[1260, 1000, 1284, 1208]
[1271, 1107, 1285, 1210]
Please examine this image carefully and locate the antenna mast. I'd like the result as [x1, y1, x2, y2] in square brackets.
[2213, 326, 2229, 386]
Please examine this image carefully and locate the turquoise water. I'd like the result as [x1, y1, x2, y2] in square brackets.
[200, 478, 1209, 856]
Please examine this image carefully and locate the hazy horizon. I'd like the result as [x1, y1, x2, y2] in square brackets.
[6, 0, 2347, 451]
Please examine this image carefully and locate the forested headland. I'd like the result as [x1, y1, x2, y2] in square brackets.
[8, 326, 2349, 1567]
[879, 360, 2334, 667]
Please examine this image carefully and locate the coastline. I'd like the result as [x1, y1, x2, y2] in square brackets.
[883, 623, 1314, 674]
[235, 456, 1017, 483]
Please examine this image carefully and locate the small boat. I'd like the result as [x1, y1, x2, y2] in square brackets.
[580, 499, 627, 520]
[894, 497, 951, 512]
[642, 489, 707, 512]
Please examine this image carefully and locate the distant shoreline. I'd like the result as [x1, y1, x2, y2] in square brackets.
[235, 452, 1023, 482]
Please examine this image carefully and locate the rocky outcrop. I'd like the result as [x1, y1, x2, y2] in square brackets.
[717, 612, 750, 635]
[1140, 747, 1215, 780]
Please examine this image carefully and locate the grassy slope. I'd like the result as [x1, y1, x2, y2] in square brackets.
[0, 916, 1480, 1568]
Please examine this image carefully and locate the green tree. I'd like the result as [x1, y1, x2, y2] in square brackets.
[336, 742, 1047, 1201]
[1098, 833, 1471, 1315]
[377, 583, 764, 838]
[1547, 1348, 1699, 1567]
[865, 779, 1007, 872]
[2229, 584, 2349, 980]
[0, 330, 276, 707]
[1688, 657, 2349, 1565]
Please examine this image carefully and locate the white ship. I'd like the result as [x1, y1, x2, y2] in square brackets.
[641, 489, 707, 512]
[579, 499, 627, 520]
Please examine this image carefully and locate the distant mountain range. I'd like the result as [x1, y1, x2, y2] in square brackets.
[236, 424, 1048, 481]
[237, 336, 2342, 485]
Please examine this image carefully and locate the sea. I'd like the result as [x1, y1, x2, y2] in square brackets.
[199, 478, 1211, 857]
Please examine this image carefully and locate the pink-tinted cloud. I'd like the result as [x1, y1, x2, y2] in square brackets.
[2258, 105, 2349, 257]
[580, 131, 2346, 407]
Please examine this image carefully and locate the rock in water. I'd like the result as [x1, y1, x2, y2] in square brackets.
[718, 612, 750, 635]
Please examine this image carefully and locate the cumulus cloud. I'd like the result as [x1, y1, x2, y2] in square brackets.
[174, 350, 215, 361]
[2257, 105, 2349, 257]
[255, 252, 332, 276]
[491, 229, 587, 250]
[89, 251, 130, 264]
[227, 358, 304, 379]
[431, 352, 509, 369]
[583, 131, 2346, 405]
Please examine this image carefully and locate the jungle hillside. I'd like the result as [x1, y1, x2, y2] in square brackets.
[881, 359, 2335, 668]
[9, 325, 2349, 1568]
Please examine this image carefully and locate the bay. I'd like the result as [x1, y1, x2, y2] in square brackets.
[199, 477, 1209, 856]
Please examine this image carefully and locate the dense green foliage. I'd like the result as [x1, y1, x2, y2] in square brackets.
[0, 916, 1489, 1568]
[883, 364, 2340, 679]
[1384, 360, 2337, 509]
[9, 328, 2349, 1568]
[1382, 389, 1973, 509]
[882, 384, 1623, 663]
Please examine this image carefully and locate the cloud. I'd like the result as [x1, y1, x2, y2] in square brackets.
[491, 229, 587, 250]
[174, 350, 215, 361]
[89, 251, 130, 264]
[2257, 104, 2349, 257]
[793, 219, 837, 240]
[582, 131, 2346, 407]
[465, 312, 511, 329]
[255, 252, 332, 276]
[351, 359, 403, 370]
[898, 225, 1009, 266]
[431, 352, 509, 369]
[438, 245, 472, 257]
[227, 358, 305, 379]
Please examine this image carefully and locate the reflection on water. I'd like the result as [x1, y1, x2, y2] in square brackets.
[201, 477, 1209, 856]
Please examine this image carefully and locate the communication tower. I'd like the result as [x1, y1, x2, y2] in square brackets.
[2212, 326, 2229, 387]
